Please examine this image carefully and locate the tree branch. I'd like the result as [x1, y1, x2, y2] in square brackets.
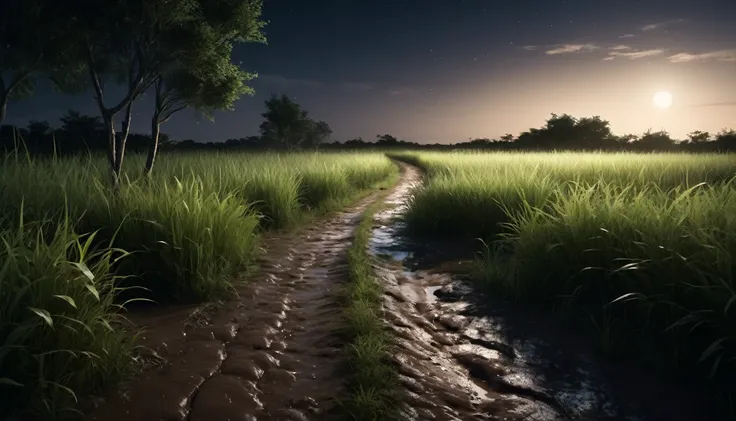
[2, 51, 43, 96]
[159, 92, 178, 114]
[86, 42, 108, 114]
[160, 105, 186, 123]
[108, 70, 148, 116]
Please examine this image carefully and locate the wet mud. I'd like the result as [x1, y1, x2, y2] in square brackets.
[371, 164, 717, 421]
[85, 170, 412, 421]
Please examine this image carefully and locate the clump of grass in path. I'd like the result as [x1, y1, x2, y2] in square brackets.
[0, 212, 133, 421]
[339, 200, 399, 420]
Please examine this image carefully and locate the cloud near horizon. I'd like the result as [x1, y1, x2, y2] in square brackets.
[640, 19, 687, 31]
[689, 101, 736, 108]
[668, 49, 736, 63]
[545, 43, 598, 55]
[606, 49, 665, 60]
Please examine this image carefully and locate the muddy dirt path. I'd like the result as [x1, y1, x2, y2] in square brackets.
[371, 164, 717, 421]
[85, 168, 411, 421]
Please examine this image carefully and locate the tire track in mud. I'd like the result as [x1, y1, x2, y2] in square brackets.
[84, 169, 411, 421]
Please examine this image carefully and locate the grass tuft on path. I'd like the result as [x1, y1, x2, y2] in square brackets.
[339, 176, 400, 421]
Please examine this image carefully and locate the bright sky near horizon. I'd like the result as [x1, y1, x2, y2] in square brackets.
[6, 0, 736, 143]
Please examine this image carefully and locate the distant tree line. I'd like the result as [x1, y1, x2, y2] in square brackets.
[440, 114, 736, 153]
[0, 110, 177, 156]
[4, 103, 736, 157]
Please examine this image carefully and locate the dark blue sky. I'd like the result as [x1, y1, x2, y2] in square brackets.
[6, 0, 736, 143]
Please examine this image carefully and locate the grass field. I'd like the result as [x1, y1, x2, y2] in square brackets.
[0, 151, 397, 420]
[392, 151, 736, 392]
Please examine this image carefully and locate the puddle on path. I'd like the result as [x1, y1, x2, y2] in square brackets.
[370, 163, 718, 421]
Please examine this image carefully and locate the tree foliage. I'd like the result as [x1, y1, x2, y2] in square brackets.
[687, 130, 711, 144]
[638, 130, 674, 149]
[259, 94, 310, 149]
[302, 120, 333, 150]
[258, 95, 334, 150]
[377, 134, 399, 145]
[144, 0, 266, 174]
[715, 129, 736, 148]
[515, 114, 615, 150]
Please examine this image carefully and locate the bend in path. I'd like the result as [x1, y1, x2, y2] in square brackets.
[85, 164, 413, 421]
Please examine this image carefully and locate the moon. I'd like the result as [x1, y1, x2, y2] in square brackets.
[653, 91, 673, 109]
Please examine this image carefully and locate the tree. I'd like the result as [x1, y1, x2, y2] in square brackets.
[687, 130, 710, 144]
[259, 94, 310, 149]
[500, 133, 514, 142]
[638, 129, 674, 150]
[26, 120, 51, 136]
[715, 129, 736, 150]
[55, 0, 203, 185]
[515, 128, 543, 148]
[543, 113, 577, 147]
[303, 120, 332, 150]
[468, 138, 490, 145]
[22, 119, 52, 154]
[616, 134, 638, 148]
[376, 134, 399, 145]
[59, 109, 105, 151]
[575, 116, 614, 149]
[144, 0, 266, 175]
[345, 137, 366, 146]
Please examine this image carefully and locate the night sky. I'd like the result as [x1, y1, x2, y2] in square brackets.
[6, 0, 736, 143]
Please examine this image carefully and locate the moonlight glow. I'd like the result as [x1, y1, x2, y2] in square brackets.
[653, 91, 673, 109]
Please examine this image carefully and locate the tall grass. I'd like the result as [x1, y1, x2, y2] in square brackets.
[0, 151, 396, 301]
[0, 150, 396, 420]
[394, 151, 736, 239]
[0, 212, 133, 420]
[394, 151, 736, 403]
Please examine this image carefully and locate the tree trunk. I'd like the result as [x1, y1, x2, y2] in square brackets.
[0, 91, 7, 126]
[101, 112, 118, 187]
[114, 101, 134, 179]
[144, 115, 160, 176]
